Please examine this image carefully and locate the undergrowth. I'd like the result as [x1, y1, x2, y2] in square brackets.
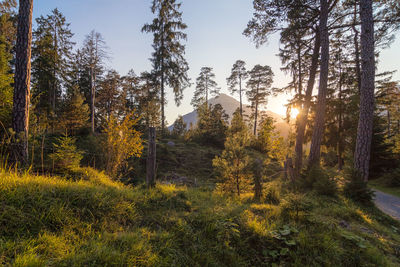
[0, 167, 399, 266]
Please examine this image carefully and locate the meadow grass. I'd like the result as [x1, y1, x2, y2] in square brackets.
[0, 167, 399, 266]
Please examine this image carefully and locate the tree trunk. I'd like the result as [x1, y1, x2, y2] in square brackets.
[338, 59, 344, 171]
[12, 0, 33, 165]
[146, 127, 157, 188]
[90, 67, 95, 133]
[352, 4, 362, 94]
[308, 0, 330, 167]
[294, 31, 321, 175]
[354, 0, 375, 182]
[239, 76, 243, 117]
[254, 96, 259, 135]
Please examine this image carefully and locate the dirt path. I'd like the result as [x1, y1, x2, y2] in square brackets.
[374, 190, 400, 221]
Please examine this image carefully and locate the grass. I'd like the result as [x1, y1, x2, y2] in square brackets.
[1, 167, 400, 266]
[369, 178, 400, 198]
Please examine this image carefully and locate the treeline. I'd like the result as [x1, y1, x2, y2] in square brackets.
[244, 0, 400, 184]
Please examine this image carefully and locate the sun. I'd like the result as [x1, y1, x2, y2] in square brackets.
[291, 108, 300, 119]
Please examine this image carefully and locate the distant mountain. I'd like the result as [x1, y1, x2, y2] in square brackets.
[169, 94, 291, 138]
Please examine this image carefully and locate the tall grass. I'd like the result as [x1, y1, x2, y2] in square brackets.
[0, 168, 399, 266]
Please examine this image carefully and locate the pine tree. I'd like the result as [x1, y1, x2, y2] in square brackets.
[172, 115, 186, 137]
[12, 0, 33, 164]
[246, 64, 274, 135]
[96, 70, 125, 122]
[59, 87, 90, 135]
[142, 0, 190, 132]
[354, 0, 375, 181]
[49, 134, 83, 171]
[308, 0, 330, 167]
[213, 111, 251, 196]
[81, 30, 108, 133]
[191, 67, 220, 108]
[227, 60, 248, 117]
[31, 9, 74, 120]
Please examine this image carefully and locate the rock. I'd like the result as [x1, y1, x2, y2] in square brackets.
[339, 220, 350, 229]
[167, 141, 175, 147]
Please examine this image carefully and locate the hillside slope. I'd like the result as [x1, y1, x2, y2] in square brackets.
[1, 165, 400, 266]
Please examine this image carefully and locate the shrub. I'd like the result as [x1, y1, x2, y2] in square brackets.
[103, 112, 143, 177]
[49, 135, 83, 171]
[381, 168, 400, 187]
[299, 166, 337, 197]
[343, 169, 375, 205]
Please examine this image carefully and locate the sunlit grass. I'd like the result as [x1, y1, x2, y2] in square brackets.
[0, 168, 399, 266]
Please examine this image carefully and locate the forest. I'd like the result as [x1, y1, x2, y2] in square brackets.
[1, 0, 400, 266]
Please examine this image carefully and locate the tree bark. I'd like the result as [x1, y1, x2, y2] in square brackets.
[352, 3, 362, 94]
[294, 31, 321, 175]
[308, 0, 330, 167]
[354, 0, 375, 182]
[12, 0, 33, 164]
[146, 127, 157, 188]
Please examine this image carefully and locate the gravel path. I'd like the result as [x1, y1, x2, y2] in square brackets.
[374, 190, 400, 221]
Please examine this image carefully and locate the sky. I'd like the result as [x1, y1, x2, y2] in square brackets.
[34, 0, 400, 125]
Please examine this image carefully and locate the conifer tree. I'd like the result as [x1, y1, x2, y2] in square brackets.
[12, 0, 33, 164]
[246, 64, 274, 135]
[81, 30, 108, 133]
[31, 9, 74, 119]
[59, 87, 90, 135]
[213, 111, 251, 197]
[142, 0, 190, 132]
[96, 70, 125, 122]
[191, 67, 220, 108]
[354, 0, 375, 181]
[308, 0, 330, 167]
[172, 115, 186, 137]
[227, 60, 248, 117]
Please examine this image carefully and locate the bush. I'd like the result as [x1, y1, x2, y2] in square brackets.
[299, 166, 337, 197]
[343, 169, 375, 205]
[49, 135, 83, 171]
[380, 168, 400, 187]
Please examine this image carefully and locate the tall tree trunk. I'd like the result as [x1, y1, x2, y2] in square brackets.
[161, 65, 165, 132]
[354, 0, 375, 182]
[90, 68, 95, 133]
[294, 31, 321, 174]
[338, 60, 344, 171]
[254, 84, 259, 135]
[239, 76, 243, 117]
[308, 0, 330, 167]
[12, 0, 33, 164]
[352, 3, 362, 94]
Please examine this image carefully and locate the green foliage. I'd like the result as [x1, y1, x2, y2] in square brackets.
[0, 32, 13, 129]
[380, 168, 400, 187]
[0, 167, 399, 266]
[343, 169, 375, 205]
[59, 88, 90, 134]
[213, 112, 251, 196]
[301, 166, 338, 197]
[171, 115, 187, 137]
[103, 112, 143, 177]
[191, 67, 220, 108]
[189, 103, 228, 147]
[49, 135, 83, 171]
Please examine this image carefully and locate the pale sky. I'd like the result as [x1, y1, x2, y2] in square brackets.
[34, 0, 400, 124]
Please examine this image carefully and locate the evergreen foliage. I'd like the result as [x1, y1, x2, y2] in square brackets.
[227, 60, 248, 116]
[172, 115, 186, 137]
[213, 111, 251, 196]
[191, 67, 220, 109]
[142, 0, 190, 130]
[246, 64, 274, 135]
[49, 135, 83, 171]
